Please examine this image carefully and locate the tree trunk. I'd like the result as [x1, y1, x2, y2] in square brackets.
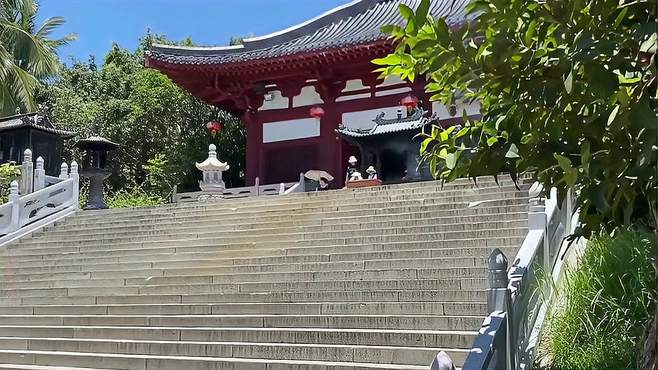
[638, 313, 657, 370]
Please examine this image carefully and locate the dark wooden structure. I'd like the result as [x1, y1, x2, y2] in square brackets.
[0, 113, 75, 174]
[146, 0, 477, 186]
[336, 108, 435, 183]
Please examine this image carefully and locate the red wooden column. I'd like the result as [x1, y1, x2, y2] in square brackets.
[317, 80, 346, 185]
[243, 109, 261, 186]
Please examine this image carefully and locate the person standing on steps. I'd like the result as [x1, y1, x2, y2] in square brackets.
[345, 156, 362, 186]
[366, 166, 378, 180]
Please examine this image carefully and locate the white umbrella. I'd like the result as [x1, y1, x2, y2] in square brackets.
[304, 170, 334, 182]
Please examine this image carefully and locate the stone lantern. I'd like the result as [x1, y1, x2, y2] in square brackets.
[75, 135, 118, 210]
[196, 144, 230, 192]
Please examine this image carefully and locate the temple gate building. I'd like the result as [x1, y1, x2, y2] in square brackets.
[146, 0, 478, 186]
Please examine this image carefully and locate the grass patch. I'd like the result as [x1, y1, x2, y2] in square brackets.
[538, 230, 657, 370]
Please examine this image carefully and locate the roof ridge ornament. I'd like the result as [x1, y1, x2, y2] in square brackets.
[373, 107, 427, 126]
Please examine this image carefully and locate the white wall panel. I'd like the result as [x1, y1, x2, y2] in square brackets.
[262, 118, 320, 143]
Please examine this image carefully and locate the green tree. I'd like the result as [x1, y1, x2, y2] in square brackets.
[37, 36, 246, 199]
[0, 0, 76, 116]
[374, 0, 657, 237]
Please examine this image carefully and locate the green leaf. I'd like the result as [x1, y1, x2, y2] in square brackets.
[372, 54, 402, 66]
[640, 33, 657, 53]
[505, 143, 520, 159]
[454, 127, 470, 139]
[524, 19, 537, 45]
[381, 24, 403, 36]
[564, 70, 573, 94]
[415, 0, 431, 28]
[487, 137, 498, 146]
[420, 137, 433, 153]
[607, 105, 620, 127]
[399, 4, 415, 21]
[446, 150, 462, 169]
[554, 154, 578, 187]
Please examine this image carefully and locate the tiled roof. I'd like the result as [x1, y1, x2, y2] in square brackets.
[0, 113, 76, 138]
[75, 136, 119, 151]
[147, 0, 470, 66]
[336, 108, 433, 137]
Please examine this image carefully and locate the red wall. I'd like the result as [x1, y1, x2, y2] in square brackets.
[244, 82, 431, 187]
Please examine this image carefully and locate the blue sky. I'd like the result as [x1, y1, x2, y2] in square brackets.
[37, 0, 352, 63]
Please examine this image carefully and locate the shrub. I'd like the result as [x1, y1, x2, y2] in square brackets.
[0, 163, 20, 204]
[538, 231, 657, 369]
[105, 186, 165, 209]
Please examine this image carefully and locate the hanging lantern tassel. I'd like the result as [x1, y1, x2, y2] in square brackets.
[206, 120, 223, 137]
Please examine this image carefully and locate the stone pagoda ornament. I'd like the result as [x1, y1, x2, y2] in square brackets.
[196, 144, 230, 192]
[75, 134, 118, 210]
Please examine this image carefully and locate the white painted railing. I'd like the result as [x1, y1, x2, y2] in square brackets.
[451, 184, 577, 370]
[0, 150, 79, 246]
[174, 173, 306, 202]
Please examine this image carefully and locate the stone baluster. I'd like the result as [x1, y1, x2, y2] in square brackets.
[487, 248, 512, 370]
[279, 182, 285, 195]
[33, 157, 46, 192]
[8, 181, 20, 232]
[487, 248, 509, 313]
[299, 172, 305, 192]
[20, 149, 33, 195]
[430, 351, 456, 370]
[70, 161, 80, 210]
[59, 162, 69, 180]
[254, 177, 260, 196]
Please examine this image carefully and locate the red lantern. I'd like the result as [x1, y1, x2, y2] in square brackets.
[309, 106, 325, 118]
[206, 120, 223, 137]
[400, 95, 419, 109]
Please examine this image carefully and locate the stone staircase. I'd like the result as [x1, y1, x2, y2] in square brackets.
[0, 178, 530, 370]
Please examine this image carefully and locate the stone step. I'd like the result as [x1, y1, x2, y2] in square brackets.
[0, 364, 113, 370]
[0, 349, 436, 369]
[0, 274, 490, 295]
[37, 211, 528, 240]
[1, 238, 523, 265]
[0, 254, 487, 279]
[0, 337, 469, 366]
[44, 203, 529, 233]
[0, 245, 517, 270]
[19, 218, 527, 248]
[0, 314, 483, 330]
[63, 177, 529, 218]
[55, 191, 528, 229]
[34, 193, 528, 229]
[9, 227, 527, 254]
[0, 263, 493, 288]
[0, 301, 487, 316]
[0, 289, 486, 307]
[0, 326, 477, 348]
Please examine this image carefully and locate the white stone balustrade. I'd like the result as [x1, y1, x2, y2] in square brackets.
[0, 151, 80, 246]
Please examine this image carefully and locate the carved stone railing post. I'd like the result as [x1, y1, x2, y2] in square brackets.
[254, 177, 260, 196]
[487, 248, 512, 370]
[529, 198, 548, 272]
[299, 172, 306, 192]
[70, 161, 80, 210]
[20, 149, 33, 195]
[33, 157, 46, 192]
[8, 181, 20, 232]
[487, 248, 509, 313]
[279, 182, 285, 195]
[430, 351, 456, 370]
[59, 162, 69, 180]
